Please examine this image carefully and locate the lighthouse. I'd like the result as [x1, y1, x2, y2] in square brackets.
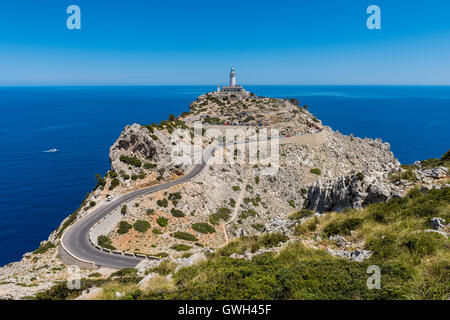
[217, 68, 249, 97]
[230, 68, 236, 87]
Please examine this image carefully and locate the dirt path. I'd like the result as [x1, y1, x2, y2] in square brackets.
[221, 166, 253, 243]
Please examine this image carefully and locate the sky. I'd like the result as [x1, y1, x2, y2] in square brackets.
[0, 0, 449, 85]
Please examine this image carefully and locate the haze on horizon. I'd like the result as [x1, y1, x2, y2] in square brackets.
[0, 0, 449, 86]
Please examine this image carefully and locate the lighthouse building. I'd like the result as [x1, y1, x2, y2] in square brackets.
[217, 68, 249, 97]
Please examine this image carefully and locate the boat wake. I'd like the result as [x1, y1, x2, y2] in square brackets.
[43, 148, 59, 153]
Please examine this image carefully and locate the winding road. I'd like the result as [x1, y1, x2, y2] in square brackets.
[61, 148, 212, 269]
[60, 131, 324, 269]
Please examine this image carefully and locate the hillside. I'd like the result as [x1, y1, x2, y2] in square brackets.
[0, 90, 448, 300]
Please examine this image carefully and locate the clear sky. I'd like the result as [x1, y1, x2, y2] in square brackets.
[0, 0, 449, 85]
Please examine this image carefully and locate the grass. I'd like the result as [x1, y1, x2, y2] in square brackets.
[38, 187, 450, 300]
[33, 242, 56, 255]
[419, 150, 450, 169]
[310, 168, 321, 176]
[389, 169, 418, 183]
[288, 209, 314, 220]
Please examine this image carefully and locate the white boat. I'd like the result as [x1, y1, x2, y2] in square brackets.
[44, 148, 59, 153]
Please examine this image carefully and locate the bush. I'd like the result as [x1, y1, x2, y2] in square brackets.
[251, 224, 264, 232]
[173, 231, 198, 242]
[310, 168, 321, 176]
[119, 155, 142, 167]
[192, 222, 215, 234]
[89, 201, 96, 207]
[144, 163, 157, 170]
[152, 228, 163, 234]
[209, 207, 232, 225]
[109, 178, 120, 190]
[95, 174, 106, 188]
[171, 244, 192, 251]
[157, 198, 168, 208]
[97, 235, 115, 250]
[157, 216, 168, 227]
[232, 186, 240, 192]
[121, 205, 127, 215]
[118, 221, 132, 234]
[146, 209, 155, 215]
[170, 208, 185, 218]
[389, 170, 418, 183]
[324, 217, 363, 236]
[133, 220, 150, 233]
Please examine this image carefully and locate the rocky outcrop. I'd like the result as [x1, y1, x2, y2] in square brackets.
[307, 173, 403, 213]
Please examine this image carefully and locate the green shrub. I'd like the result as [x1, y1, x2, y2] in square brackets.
[209, 207, 232, 225]
[288, 200, 296, 208]
[156, 252, 169, 258]
[157, 198, 168, 208]
[324, 217, 363, 236]
[121, 205, 127, 214]
[119, 155, 142, 167]
[109, 177, 120, 190]
[146, 209, 155, 215]
[97, 235, 115, 250]
[152, 228, 163, 234]
[232, 186, 240, 192]
[133, 220, 150, 233]
[89, 201, 96, 207]
[173, 231, 198, 242]
[310, 168, 321, 176]
[117, 221, 132, 234]
[144, 163, 157, 170]
[251, 224, 264, 232]
[157, 216, 168, 227]
[170, 208, 185, 217]
[389, 170, 418, 183]
[95, 174, 106, 187]
[171, 244, 192, 251]
[192, 222, 216, 234]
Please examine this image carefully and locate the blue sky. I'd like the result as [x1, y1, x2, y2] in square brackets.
[0, 0, 449, 85]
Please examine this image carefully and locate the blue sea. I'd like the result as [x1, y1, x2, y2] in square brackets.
[0, 85, 449, 266]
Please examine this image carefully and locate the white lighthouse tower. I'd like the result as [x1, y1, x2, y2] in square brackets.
[230, 67, 236, 87]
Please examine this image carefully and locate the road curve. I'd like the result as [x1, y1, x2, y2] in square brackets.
[60, 132, 307, 269]
[61, 149, 211, 269]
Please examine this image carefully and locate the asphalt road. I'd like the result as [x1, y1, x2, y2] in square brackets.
[60, 133, 294, 269]
[61, 148, 211, 269]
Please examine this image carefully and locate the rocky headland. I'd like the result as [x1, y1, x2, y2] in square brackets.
[0, 91, 448, 300]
